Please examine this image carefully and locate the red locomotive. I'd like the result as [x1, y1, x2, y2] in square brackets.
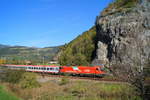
[60, 66, 105, 77]
[2, 64, 105, 77]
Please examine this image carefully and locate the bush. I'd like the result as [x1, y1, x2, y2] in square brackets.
[19, 72, 40, 89]
[0, 69, 25, 84]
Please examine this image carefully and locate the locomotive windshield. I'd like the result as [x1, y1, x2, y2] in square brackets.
[96, 68, 100, 70]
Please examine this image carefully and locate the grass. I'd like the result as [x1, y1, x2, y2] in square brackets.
[0, 85, 21, 100]
[5, 78, 141, 100]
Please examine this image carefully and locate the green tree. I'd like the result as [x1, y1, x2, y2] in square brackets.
[58, 26, 96, 66]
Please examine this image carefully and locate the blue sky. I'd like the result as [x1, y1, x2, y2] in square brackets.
[0, 0, 112, 47]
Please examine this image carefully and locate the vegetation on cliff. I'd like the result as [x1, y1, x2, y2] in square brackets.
[58, 26, 96, 66]
[101, 0, 139, 16]
[114, 0, 138, 8]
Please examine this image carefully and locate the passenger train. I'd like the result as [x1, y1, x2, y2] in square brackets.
[2, 64, 105, 77]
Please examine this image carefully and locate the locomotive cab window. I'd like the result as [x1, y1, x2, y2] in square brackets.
[96, 68, 100, 70]
[73, 66, 79, 70]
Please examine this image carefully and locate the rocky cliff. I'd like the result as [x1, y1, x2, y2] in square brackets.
[93, 0, 150, 67]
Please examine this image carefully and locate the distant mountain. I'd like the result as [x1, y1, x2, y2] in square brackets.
[0, 44, 60, 64]
[0, 44, 10, 48]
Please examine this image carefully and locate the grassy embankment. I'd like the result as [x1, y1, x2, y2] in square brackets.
[0, 69, 142, 100]
[0, 62, 145, 99]
[5, 76, 141, 100]
[0, 85, 21, 100]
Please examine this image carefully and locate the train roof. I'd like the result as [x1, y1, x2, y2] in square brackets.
[4, 64, 60, 67]
[4, 64, 103, 68]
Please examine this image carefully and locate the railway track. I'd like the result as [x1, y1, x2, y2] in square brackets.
[40, 73, 124, 83]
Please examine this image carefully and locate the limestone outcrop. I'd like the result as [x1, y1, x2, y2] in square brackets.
[93, 0, 150, 67]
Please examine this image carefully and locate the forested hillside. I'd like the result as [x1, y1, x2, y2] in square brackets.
[0, 45, 59, 64]
[58, 26, 96, 66]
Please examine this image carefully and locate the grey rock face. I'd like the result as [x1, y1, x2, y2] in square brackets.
[94, 0, 150, 67]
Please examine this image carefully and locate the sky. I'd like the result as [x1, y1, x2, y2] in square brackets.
[0, 0, 112, 48]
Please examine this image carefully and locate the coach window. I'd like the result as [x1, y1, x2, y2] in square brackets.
[50, 68, 53, 70]
[47, 68, 49, 70]
[56, 68, 59, 70]
[44, 68, 46, 70]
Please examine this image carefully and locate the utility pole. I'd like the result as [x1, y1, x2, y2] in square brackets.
[37, 49, 40, 65]
[43, 56, 45, 65]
